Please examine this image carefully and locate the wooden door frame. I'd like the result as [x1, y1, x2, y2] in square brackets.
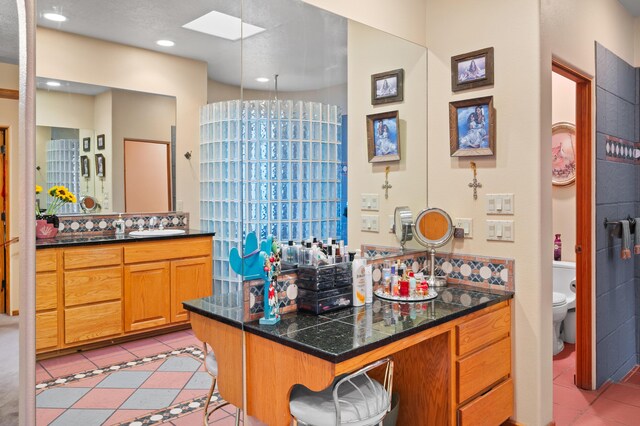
[123, 138, 172, 212]
[552, 60, 593, 390]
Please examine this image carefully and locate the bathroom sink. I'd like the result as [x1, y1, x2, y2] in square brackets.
[129, 229, 186, 237]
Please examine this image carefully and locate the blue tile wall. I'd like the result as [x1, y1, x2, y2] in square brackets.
[595, 42, 639, 386]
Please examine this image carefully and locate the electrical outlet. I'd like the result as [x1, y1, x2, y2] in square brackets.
[455, 218, 473, 238]
[388, 215, 395, 233]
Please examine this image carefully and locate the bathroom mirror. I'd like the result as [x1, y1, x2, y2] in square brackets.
[35, 79, 177, 214]
[393, 206, 413, 249]
[414, 208, 454, 288]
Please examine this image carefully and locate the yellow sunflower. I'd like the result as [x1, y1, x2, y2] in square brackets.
[36, 184, 42, 194]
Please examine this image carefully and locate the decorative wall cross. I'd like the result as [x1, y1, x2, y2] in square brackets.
[382, 166, 392, 199]
[468, 161, 482, 200]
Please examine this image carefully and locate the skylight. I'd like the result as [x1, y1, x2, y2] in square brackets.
[182, 11, 265, 41]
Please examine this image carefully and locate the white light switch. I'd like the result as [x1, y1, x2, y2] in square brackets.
[360, 193, 379, 211]
[486, 220, 514, 241]
[486, 193, 514, 215]
[361, 214, 379, 232]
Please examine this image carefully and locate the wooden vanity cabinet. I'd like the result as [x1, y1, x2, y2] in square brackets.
[455, 304, 513, 425]
[35, 236, 213, 355]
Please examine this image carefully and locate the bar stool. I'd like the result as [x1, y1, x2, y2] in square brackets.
[289, 357, 394, 426]
[202, 343, 241, 426]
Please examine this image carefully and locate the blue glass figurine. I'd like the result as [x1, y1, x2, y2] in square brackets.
[259, 237, 281, 325]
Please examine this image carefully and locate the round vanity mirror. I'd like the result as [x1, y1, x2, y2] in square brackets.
[414, 208, 454, 288]
[393, 206, 413, 249]
[79, 195, 100, 213]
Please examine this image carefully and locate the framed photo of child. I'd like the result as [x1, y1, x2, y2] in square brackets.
[95, 153, 106, 178]
[371, 69, 404, 105]
[367, 111, 400, 163]
[97, 134, 106, 150]
[449, 96, 495, 157]
[451, 47, 494, 92]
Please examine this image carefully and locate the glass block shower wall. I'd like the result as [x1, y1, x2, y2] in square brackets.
[200, 100, 343, 294]
[46, 139, 80, 214]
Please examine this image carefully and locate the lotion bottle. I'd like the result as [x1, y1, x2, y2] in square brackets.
[114, 214, 126, 235]
[365, 265, 373, 304]
[352, 249, 366, 306]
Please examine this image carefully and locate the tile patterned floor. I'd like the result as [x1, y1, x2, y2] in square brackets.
[36, 330, 242, 425]
[553, 343, 640, 425]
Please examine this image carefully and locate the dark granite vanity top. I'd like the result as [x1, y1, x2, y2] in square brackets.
[184, 283, 513, 363]
[183, 295, 245, 329]
[35, 229, 215, 249]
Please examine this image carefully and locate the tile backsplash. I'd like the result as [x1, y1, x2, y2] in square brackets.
[56, 212, 189, 236]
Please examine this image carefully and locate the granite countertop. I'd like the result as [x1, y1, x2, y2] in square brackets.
[35, 229, 215, 249]
[182, 296, 244, 329]
[243, 284, 513, 363]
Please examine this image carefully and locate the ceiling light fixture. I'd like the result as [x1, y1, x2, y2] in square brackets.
[46, 81, 61, 87]
[255, 77, 269, 83]
[183, 11, 265, 41]
[156, 40, 175, 47]
[43, 12, 67, 22]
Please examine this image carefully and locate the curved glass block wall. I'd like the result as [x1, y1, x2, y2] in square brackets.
[46, 139, 81, 214]
[200, 100, 343, 294]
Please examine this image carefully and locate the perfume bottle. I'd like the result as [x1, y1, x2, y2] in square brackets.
[554, 234, 562, 261]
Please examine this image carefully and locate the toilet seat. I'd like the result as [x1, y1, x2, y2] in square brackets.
[553, 292, 567, 307]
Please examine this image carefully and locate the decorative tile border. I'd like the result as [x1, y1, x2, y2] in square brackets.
[115, 394, 223, 426]
[605, 135, 640, 164]
[361, 245, 515, 291]
[56, 212, 189, 236]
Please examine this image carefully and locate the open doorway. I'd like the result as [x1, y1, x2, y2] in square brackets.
[552, 61, 593, 390]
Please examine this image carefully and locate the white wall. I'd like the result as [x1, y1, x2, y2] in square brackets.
[94, 91, 112, 211]
[552, 73, 577, 263]
[425, 0, 548, 424]
[36, 28, 207, 222]
[0, 62, 20, 313]
[347, 21, 427, 249]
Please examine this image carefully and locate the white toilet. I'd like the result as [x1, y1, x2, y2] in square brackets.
[552, 260, 576, 356]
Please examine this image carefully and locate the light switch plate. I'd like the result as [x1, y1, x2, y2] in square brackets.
[361, 214, 380, 232]
[455, 218, 473, 238]
[486, 220, 514, 241]
[486, 193, 514, 215]
[360, 193, 379, 211]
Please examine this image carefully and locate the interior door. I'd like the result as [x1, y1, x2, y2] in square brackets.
[124, 139, 171, 212]
[0, 128, 5, 314]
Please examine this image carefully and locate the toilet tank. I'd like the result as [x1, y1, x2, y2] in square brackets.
[553, 260, 576, 297]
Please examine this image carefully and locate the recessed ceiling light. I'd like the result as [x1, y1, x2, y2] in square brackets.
[183, 11, 265, 41]
[43, 12, 67, 22]
[46, 81, 61, 87]
[156, 40, 175, 47]
[255, 77, 269, 83]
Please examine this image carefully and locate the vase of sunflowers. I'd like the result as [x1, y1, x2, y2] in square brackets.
[35, 185, 77, 239]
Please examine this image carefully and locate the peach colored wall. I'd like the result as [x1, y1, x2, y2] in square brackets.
[552, 73, 577, 262]
[124, 141, 170, 212]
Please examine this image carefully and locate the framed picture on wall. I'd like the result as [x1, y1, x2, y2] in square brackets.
[449, 96, 495, 157]
[82, 137, 91, 152]
[367, 110, 400, 163]
[551, 122, 576, 186]
[451, 47, 494, 92]
[95, 153, 106, 178]
[80, 155, 90, 178]
[371, 69, 404, 105]
[97, 134, 106, 150]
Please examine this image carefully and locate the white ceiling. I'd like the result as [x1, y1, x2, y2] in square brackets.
[17, 0, 346, 92]
[619, 0, 640, 16]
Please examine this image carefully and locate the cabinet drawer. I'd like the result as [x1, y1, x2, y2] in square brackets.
[458, 378, 513, 426]
[36, 272, 58, 311]
[457, 305, 510, 356]
[124, 237, 211, 264]
[64, 301, 122, 344]
[64, 246, 122, 270]
[36, 311, 58, 351]
[36, 249, 57, 272]
[457, 337, 511, 403]
[64, 267, 122, 307]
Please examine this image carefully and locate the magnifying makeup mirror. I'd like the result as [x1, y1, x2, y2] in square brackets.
[79, 195, 100, 213]
[414, 208, 454, 288]
[393, 206, 413, 250]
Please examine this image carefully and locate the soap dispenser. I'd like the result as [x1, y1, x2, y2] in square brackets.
[114, 214, 126, 235]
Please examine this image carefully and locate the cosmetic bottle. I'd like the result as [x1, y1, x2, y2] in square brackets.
[352, 250, 367, 306]
[365, 265, 373, 304]
[554, 234, 562, 261]
[114, 214, 126, 235]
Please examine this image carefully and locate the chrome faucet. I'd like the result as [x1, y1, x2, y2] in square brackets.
[149, 217, 158, 230]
